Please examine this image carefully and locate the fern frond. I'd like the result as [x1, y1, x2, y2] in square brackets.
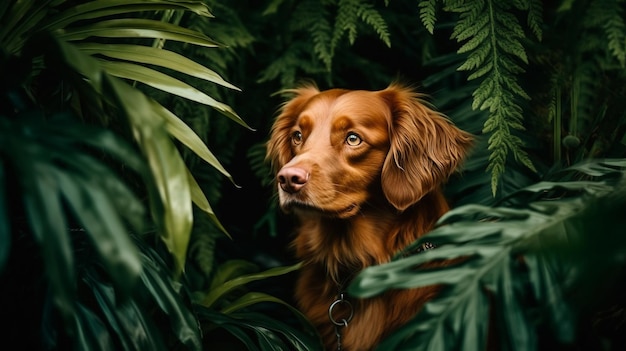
[449, 1, 486, 41]
[418, 0, 438, 34]
[600, 0, 626, 67]
[527, 0, 543, 40]
[332, 0, 390, 50]
[188, 211, 219, 280]
[312, 17, 335, 71]
[585, 0, 626, 68]
[258, 42, 327, 87]
[357, 1, 391, 47]
[248, 142, 274, 188]
[332, 0, 361, 48]
[443, 0, 480, 14]
[447, 0, 537, 195]
[292, 0, 335, 71]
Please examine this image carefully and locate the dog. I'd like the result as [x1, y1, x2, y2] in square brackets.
[266, 82, 473, 350]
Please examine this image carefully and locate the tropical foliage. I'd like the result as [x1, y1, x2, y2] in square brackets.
[1, 0, 626, 350]
[0, 0, 315, 350]
[349, 158, 626, 350]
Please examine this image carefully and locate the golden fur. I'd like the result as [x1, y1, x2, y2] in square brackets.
[266, 83, 473, 350]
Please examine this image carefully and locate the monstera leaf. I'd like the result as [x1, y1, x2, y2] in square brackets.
[349, 158, 626, 350]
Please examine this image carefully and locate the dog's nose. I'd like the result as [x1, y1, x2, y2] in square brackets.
[277, 167, 309, 193]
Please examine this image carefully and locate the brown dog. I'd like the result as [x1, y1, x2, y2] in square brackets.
[266, 83, 473, 350]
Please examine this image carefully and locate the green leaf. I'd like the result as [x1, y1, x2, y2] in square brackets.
[200, 262, 301, 308]
[209, 260, 260, 291]
[186, 167, 229, 237]
[221, 292, 303, 316]
[57, 170, 143, 296]
[77, 43, 239, 90]
[25, 164, 76, 319]
[357, 1, 391, 47]
[100, 60, 218, 107]
[419, 0, 438, 34]
[153, 99, 248, 173]
[0, 0, 49, 54]
[103, 74, 192, 278]
[41, 0, 213, 32]
[56, 19, 221, 48]
[438, 0, 540, 195]
[199, 309, 322, 351]
[81, 266, 169, 351]
[349, 159, 626, 350]
[0, 0, 35, 43]
[138, 246, 203, 350]
[527, 0, 543, 40]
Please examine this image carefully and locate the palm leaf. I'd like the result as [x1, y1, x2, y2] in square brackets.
[57, 18, 221, 47]
[42, 30, 240, 275]
[0, 110, 147, 330]
[103, 74, 193, 278]
[200, 262, 301, 308]
[80, 266, 169, 351]
[156, 100, 241, 181]
[137, 242, 203, 350]
[193, 259, 320, 350]
[186, 167, 229, 237]
[40, 0, 214, 31]
[349, 158, 626, 350]
[208, 259, 260, 291]
[198, 309, 323, 351]
[98, 60, 246, 128]
[76, 43, 239, 90]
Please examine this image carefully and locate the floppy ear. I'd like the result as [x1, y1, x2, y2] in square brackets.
[379, 84, 473, 211]
[265, 84, 320, 173]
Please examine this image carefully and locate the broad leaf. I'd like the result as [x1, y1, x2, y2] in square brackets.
[348, 158, 626, 350]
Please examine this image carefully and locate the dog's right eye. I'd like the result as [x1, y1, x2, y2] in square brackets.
[291, 131, 303, 145]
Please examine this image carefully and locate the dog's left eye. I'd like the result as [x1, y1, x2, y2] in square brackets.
[292, 131, 303, 145]
[345, 132, 362, 146]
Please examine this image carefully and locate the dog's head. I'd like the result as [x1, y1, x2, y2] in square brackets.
[266, 83, 473, 217]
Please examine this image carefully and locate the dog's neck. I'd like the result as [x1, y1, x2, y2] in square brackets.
[291, 191, 450, 285]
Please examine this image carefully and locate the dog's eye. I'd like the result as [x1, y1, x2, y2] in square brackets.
[345, 132, 362, 146]
[291, 131, 303, 145]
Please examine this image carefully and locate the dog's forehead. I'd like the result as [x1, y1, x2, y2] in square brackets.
[298, 89, 389, 127]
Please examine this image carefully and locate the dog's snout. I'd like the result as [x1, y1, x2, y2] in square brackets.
[277, 167, 309, 193]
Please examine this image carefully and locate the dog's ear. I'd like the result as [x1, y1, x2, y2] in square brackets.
[266, 84, 320, 172]
[379, 84, 473, 211]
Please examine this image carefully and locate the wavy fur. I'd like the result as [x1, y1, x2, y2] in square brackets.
[266, 83, 473, 350]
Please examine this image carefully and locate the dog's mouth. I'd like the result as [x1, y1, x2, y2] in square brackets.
[282, 200, 359, 218]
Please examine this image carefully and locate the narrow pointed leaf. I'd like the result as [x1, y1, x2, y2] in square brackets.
[57, 170, 142, 296]
[103, 74, 192, 278]
[209, 260, 259, 291]
[24, 163, 76, 320]
[56, 19, 221, 48]
[201, 263, 301, 308]
[221, 292, 302, 315]
[76, 43, 239, 90]
[99, 60, 250, 129]
[186, 166, 229, 237]
[153, 101, 242, 180]
[42, 0, 213, 31]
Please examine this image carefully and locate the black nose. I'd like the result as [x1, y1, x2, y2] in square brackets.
[277, 167, 309, 193]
